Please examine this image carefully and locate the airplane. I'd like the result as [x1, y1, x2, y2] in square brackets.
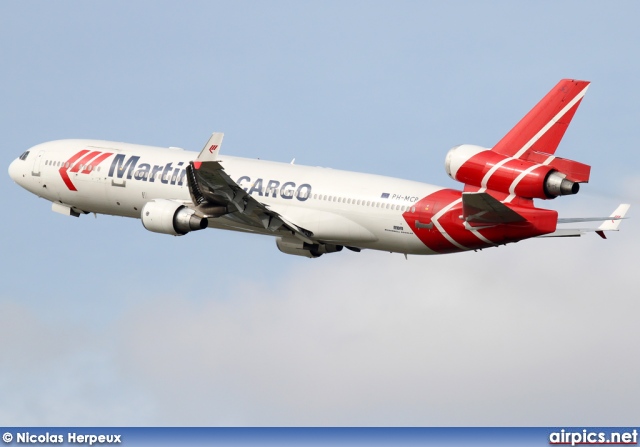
[8, 79, 630, 258]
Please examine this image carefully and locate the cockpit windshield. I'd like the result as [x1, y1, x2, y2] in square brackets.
[18, 151, 30, 160]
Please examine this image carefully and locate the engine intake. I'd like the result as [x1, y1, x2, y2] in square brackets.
[141, 199, 208, 236]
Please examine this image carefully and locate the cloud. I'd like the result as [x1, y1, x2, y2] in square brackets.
[1, 189, 636, 426]
[110, 206, 639, 426]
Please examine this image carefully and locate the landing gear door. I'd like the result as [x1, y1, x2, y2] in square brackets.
[31, 150, 44, 177]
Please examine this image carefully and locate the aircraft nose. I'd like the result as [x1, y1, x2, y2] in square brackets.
[8, 158, 20, 182]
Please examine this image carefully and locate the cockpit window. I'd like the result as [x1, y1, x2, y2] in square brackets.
[18, 151, 30, 160]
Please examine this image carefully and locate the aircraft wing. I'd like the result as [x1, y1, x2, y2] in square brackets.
[540, 203, 630, 239]
[185, 133, 315, 243]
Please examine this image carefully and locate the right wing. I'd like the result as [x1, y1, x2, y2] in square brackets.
[186, 133, 315, 244]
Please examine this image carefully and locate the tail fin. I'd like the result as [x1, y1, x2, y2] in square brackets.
[492, 79, 590, 160]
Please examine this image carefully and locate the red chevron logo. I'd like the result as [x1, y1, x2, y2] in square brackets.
[59, 149, 113, 191]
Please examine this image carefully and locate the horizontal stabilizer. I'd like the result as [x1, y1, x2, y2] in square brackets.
[462, 192, 526, 224]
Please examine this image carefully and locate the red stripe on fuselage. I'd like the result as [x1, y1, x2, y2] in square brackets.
[59, 150, 90, 191]
[69, 151, 103, 173]
[58, 149, 114, 190]
[81, 152, 112, 173]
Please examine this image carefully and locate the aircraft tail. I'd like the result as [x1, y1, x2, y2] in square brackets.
[444, 79, 592, 201]
[492, 79, 590, 160]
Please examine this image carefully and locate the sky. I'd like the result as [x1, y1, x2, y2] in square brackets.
[1, 1, 639, 426]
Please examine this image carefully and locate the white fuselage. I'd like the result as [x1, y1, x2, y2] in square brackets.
[9, 139, 446, 255]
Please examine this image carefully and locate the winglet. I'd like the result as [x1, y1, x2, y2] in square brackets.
[197, 132, 224, 162]
[597, 204, 631, 232]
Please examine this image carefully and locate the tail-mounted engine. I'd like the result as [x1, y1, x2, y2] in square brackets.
[141, 199, 208, 236]
[444, 144, 590, 199]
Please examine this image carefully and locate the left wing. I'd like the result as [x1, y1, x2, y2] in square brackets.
[186, 133, 315, 244]
[540, 203, 630, 239]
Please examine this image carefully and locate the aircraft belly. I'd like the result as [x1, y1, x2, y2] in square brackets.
[353, 213, 437, 255]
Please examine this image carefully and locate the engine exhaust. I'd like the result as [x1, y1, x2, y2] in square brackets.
[544, 171, 580, 198]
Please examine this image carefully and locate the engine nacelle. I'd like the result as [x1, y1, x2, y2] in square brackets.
[444, 144, 583, 199]
[276, 237, 343, 258]
[141, 199, 208, 236]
